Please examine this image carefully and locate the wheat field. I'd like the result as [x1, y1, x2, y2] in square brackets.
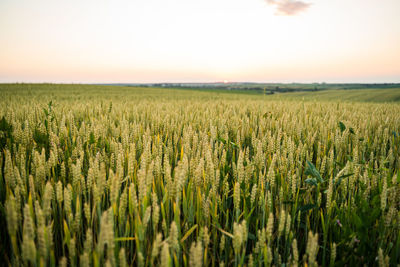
[1, 84, 399, 266]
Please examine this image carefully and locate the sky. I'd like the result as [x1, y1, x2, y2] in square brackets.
[0, 0, 399, 83]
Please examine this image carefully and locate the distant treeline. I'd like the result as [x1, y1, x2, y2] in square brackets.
[124, 83, 400, 94]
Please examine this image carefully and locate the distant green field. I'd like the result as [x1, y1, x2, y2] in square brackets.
[172, 85, 400, 103]
[267, 88, 400, 102]
[1, 84, 400, 103]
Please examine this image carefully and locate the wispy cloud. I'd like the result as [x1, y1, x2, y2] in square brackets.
[266, 0, 311, 16]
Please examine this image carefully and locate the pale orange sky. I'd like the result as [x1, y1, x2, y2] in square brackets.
[0, 0, 399, 83]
